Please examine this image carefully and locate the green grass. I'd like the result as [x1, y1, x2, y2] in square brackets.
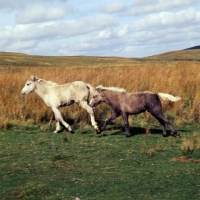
[0, 123, 200, 200]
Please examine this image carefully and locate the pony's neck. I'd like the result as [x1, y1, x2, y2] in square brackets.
[34, 81, 50, 99]
[102, 90, 117, 108]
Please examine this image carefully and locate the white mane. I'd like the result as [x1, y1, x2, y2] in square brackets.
[38, 79, 59, 86]
[96, 85, 126, 93]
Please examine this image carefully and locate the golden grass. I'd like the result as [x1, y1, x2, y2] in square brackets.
[0, 57, 200, 128]
[180, 133, 200, 154]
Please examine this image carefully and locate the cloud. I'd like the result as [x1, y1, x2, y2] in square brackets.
[16, 5, 70, 24]
[6, 40, 39, 51]
[0, 0, 69, 10]
[0, 0, 200, 57]
[59, 7, 200, 57]
[127, 8, 200, 31]
[0, 14, 118, 52]
[99, 2, 127, 13]
[126, 0, 200, 15]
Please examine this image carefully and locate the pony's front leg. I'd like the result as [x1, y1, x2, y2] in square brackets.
[53, 120, 61, 133]
[51, 107, 74, 133]
[121, 112, 131, 137]
[79, 101, 100, 133]
[101, 111, 120, 133]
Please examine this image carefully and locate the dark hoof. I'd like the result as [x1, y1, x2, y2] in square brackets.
[162, 134, 167, 137]
[124, 134, 131, 138]
[69, 130, 75, 134]
[171, 132, 181, 138]
[176, 132, 181, 138]
[96, 129, 102, 134]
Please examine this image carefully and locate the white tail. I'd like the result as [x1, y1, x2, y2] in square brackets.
[158, 92, 181, 102]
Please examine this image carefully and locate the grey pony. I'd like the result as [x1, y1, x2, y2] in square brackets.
[89, 85, 181, 137]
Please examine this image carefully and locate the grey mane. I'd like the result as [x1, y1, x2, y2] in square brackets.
[96, 85, 126, 92]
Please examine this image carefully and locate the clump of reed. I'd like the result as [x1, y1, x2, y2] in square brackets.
[181, 133, 200, 154]
[0, 60, 200, 128]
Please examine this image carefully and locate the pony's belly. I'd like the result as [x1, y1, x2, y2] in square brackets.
[60, 100, 75, 107]
[126, 106, 146, 115]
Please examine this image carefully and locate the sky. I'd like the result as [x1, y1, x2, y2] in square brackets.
[0, 0, 200, 57]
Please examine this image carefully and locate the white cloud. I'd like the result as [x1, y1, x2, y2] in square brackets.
[127, 8, 200, 32]
[99, 2, 127, 13]
[0, 0, 68, 10]
[126, 0, 200, 15]
[0, 14, 118, 52]
[16, 5, 69, 24]
[7, 40, 39, 51]
[0, 0, 200, 57]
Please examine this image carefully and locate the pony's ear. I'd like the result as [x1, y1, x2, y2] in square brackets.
[96, 85, 104, 92]
[30, 75, 38, 81]
[96, 88, 101, 93]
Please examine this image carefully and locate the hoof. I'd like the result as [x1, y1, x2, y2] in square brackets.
[54, 130, 60, 134]
[176, 132, 181, 138]
[69, 130, 75, 134]
[171, 132, 181, 138]
[124, 134, 131, 138]
[96, 129, 102, 134]
[94, 124, 100, 132]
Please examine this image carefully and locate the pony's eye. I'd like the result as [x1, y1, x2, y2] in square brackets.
[27, 83, 30, 86]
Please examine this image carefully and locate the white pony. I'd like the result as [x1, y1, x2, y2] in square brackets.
[21, 75, 99, 133]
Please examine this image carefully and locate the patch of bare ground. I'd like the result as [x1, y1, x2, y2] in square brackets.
[171, 156, 200, 163]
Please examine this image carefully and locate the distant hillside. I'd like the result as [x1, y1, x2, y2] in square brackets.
[146, 49, 200, 61]
[184, 45, 200, 50]
[0, 48, 200, 67]
[0, 52, 142, 67]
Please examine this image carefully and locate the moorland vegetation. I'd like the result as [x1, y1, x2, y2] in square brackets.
[0, 51, 200, 129]
[0, 50, 200, 199]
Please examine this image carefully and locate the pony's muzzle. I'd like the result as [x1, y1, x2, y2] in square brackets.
[21, 91, 25, 95]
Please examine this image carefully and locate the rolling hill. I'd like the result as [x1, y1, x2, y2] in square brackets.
[184, 45, 200, 50]
[146, 46, 200, 61]
[0, 47, 199, 67]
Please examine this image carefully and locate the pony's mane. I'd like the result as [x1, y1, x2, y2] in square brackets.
[38, 79, 58, 86]
[96, 85, 126, 93]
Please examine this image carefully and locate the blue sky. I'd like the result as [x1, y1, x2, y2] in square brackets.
[0, 0, 200, 57]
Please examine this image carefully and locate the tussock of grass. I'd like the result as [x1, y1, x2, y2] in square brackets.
[180, 133, 200, 158]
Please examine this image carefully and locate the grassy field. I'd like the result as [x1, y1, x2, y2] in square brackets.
[0, 123, 200, 200]
[0, 51, 200, 199]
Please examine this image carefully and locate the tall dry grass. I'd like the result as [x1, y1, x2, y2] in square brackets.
[0, 61, 200, 128]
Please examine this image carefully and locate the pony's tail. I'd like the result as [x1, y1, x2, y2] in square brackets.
[157, 92, 181, 102]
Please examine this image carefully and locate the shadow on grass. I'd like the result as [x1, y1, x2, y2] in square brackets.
[96, 123, 183, 138]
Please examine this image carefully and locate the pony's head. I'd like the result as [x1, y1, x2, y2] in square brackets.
[89, 90, 103, 108]
[89, 86, 107, 108]
[21, 75, 38, 95]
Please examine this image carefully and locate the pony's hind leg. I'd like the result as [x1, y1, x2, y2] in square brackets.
[51, 107, 73, 133]
[79, 101, 100, 132]
[151, 113, 167, 137]
[151, 112, 180, 137]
